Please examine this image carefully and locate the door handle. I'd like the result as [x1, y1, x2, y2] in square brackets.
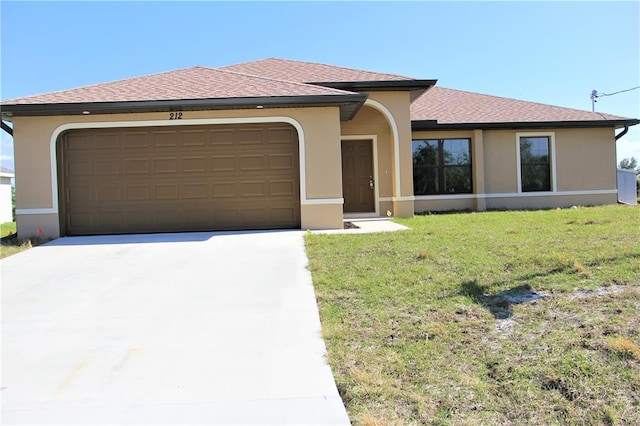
[369, 176, 375, 190]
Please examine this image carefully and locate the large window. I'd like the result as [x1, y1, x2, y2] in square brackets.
[519, 136, 551, 192]
[412, 138, 472, 195]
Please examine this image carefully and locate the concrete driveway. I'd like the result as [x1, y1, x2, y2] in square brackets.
[1, 231, 350, 425]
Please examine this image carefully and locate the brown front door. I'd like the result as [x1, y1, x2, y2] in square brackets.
[341, 140, 375, 213]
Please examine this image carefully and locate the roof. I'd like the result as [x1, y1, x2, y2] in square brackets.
[0, 66, 368, 120]
[411, 87, 639, 129]
[1, 58, 635, 128]
[2, 66, 356, 104]
[0, 166, 15, 178]
[220, 58, 414, 83]
[220, 58, 436, 100]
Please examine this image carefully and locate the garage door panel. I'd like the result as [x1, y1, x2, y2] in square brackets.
[212, 182, 237, 198]
[155, 184, 179, 200]
[97, 186, 122, 202]
[126, 210, 153, 226]
[67, 161, 93, 177]
[239, 181, 266, 197]
[60, 123, 300, 235]
[268, 154, 295, 170]
[183, 184, 208, 199]
[95, 133, 121, 149]
[151, 131, 179, 148]
[123, 132, 148, 148]
[183, 157, 207, 173]
[124, 159, 149, 174]
[238, 129, 264, 145]
[125, 186, 149, 201]
[270, 181, 296, 197]
[238, 155, 266, 171]
[268, 128, 294, 144]
[96, 160, 121, 176]
[211, 156, 236, 172]
[66, 186, 93, 204]
[65, 134, 93, 151]
[152, 158, 178, 174]
[68, 212, 94, 229]
[209, 129, 235, 146]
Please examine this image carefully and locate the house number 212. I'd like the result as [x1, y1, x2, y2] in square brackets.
[169, 112, 183, 120]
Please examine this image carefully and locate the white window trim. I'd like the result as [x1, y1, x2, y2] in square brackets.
[516, 132, 557, 193]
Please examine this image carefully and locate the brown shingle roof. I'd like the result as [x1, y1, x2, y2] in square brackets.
[1, 66, 355, 105]
[220, 58, 414, 83]
[411, 87, 632, 125]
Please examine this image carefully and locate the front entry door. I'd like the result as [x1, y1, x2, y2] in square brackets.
[341, 140, 375, 213]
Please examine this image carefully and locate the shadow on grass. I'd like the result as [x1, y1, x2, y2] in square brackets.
[460, 281, 544, 319]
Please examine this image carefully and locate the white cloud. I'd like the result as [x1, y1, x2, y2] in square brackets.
[1, 132, 14, 170]
[617, 138, 640, 165]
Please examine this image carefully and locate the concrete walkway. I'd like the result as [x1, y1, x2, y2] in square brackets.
[1, 231, 350, 425]
[314, 217, 410, 235]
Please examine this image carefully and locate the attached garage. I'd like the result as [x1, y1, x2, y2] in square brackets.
[58, 123, 300, 235]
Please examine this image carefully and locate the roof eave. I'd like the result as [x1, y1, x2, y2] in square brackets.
[411, 119, 640, 131]
[1, 94, 369, 121]
[310, 80, 437, 101]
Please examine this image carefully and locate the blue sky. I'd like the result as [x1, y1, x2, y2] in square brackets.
[1, 1, 639, 171]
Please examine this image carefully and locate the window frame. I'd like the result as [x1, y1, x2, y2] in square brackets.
[412, 138, 473, 196]
[516, 132, 556, 193]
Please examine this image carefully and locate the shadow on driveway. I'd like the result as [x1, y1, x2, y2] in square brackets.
[44, 229, 302, 246]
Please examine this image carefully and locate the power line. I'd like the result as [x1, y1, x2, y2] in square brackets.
[596, 86, 640, 97]
[590, 85, 640, 112]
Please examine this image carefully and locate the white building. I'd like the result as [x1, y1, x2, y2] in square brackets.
[0, 167, 14, 223]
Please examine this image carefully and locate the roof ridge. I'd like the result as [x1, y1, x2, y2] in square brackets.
[272, 57, 415, 80]
[222, 57, 415, 81]
[430, 86, 621, 119]
[1, 66, 206, 103]
[214, 67, 356, 95]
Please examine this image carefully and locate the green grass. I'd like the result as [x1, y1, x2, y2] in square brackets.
[305, 205, 640, 425]
[1, 221, 16, 237]
[0, 222, 49, 259]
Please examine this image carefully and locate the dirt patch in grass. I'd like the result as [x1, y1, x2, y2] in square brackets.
[306, 205, 640, 425]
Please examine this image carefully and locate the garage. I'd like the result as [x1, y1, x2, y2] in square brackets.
[58, 123, 300, 235]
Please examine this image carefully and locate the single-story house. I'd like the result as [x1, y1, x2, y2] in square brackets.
[1, 58, 638, 238]
[0, 166, 15, 224]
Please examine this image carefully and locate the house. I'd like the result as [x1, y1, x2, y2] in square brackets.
[1, 58, 638, 238]
[0, 166, 15, 224]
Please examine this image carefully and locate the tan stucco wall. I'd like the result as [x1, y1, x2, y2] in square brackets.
[411, 127, 619, 212]
[414, 198, 475, 213]
[12, 106, 344, 237]
[554, 127, 617, 191]
[369, 92, 413, 199]
[301, 204, 343, 229]
[340, 105, 393, 200]
[486, 193, 617, 209]
[482, 130, 518, 194]
[341, 91, 414, 217]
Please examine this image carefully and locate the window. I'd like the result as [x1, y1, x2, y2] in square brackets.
[519, 136, 551, 192]
[412, 138, 472, 195]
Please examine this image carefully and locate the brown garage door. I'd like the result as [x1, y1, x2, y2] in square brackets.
[59, 123, 300, 236]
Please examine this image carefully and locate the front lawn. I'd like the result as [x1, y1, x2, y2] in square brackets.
[305, 205, 640, 425]
[1, 221, 16, 237]
[0, 222, 49, 259]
